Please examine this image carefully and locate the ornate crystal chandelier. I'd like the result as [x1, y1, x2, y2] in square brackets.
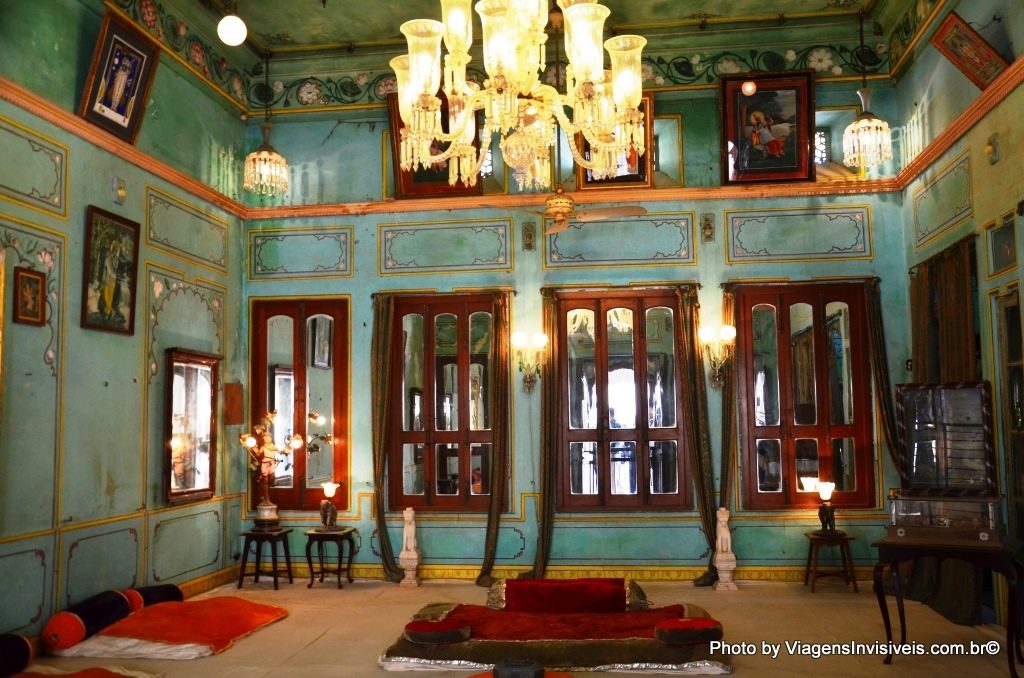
[390, 0, 646, 192]
[243, 53, 289, 196]
[842, 12, 892, 169]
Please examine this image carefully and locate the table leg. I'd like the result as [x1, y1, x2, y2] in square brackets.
[270, 539, 279, 590]
[842, 541, 859, 593]
[804, 539, 813, 586]
[253, 539, 263, 583]
[283, 536, 293, 583]
[306, 538, 315, 589]
[345, 533, 355, 583]
[810, 543, 821, 593]
[874, 560, 893, 665]
[317, 542, 326, 583]
[1007, 563, 1022, 678]
[890, 561, 906, 645]
[335, 539, 343, 589]
[238, 536, 253, 589]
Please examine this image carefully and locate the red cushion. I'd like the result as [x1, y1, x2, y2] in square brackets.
[41, 611, 87, 652]
[653, 617, 723, 645]
[503, 578, 626, 614]
[120, 588, 144, 612]
[403, 619, 471, 644]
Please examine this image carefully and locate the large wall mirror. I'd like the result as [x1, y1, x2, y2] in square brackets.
[251, 299, 349, 511]
[165, 347, 221, 504]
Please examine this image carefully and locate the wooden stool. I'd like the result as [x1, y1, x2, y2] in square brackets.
[238, 528, 293, 590]
[804, 531, 858, 593]
[304, 527, 357, 588]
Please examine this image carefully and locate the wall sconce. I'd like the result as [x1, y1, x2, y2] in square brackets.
[307, 410, 335, 453]
[511, 332, 548, 393]
[318, 481, 340, 532]
[697, 324, 736, 389]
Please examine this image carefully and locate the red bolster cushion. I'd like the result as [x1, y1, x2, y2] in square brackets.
[503, 578, 626, 613]
[42, 590, 133, 653]
[403, 619, 471, 644]
[653, 617, 724, 645]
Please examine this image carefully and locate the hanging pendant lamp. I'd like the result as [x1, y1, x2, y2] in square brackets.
[842, 12, 893, 169]
[243, 53, 289, 196]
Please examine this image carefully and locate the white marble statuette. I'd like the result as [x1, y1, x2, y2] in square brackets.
[713, 507, 738, 591]
[398, 506, 421, 588]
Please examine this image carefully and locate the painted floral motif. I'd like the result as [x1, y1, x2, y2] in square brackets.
[189, 41, 208, 75]
[37, 248, 54, 270]
[785, 50, 797, 62]
[376, 77, 397, 97]
[808, 47, 834, 71]
[297, 80, 323, 105]
[717, 58, 741, 74]
[140, 0, 157, 28]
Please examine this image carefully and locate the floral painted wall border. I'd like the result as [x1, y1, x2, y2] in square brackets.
[145, 268, 224, 384]
[1, 215, 63, 376]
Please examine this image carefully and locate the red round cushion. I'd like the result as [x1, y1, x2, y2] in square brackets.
[41, 611, 87, 652]
[120, 588, 144, 612]
[403, 619, 471, 644]
[653, 617, 723, 645]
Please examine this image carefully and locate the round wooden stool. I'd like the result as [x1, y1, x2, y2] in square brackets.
[804, 531, 858, 593]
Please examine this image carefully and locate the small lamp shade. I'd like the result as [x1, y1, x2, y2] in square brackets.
[817, 481, 836, 501]
[217, 14, 247, 46]
[322, 481, 340, 498]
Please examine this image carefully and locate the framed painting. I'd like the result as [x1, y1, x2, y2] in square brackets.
[81, 206, 140, 335]
[386, 93, 484, 200]
[13, 267, 46, 326]
[931, 11, 1009, 90]
[575, 92, 654, 190]
[987, 212, 1017, 278]
[720, 71, 815, 185]
[310, 316, 332, 369]
[78, 12, 159, 144]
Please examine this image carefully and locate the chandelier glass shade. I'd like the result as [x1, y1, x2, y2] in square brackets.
[391, 0, 647, 192]
[842, 87, 893, 169]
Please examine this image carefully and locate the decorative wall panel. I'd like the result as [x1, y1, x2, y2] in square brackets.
[0, 547, 48, 633]
[150, 509, 222, 582]
[65, 527, 139, 605]
[913, 153, 972, 246]
[0, 116, 67, 217]
[145, 186, 228, 272]
[546, 214, 694, 269]
[146, 269, 225, 381]
[726, 206, 872, 263]
[380, 220, 511, 275]
[249, 226, 353, 280]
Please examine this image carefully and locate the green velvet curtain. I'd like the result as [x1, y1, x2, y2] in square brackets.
[370, 293, 403, 582]
[524, 288, 559, 579]
[675, 287, 718, 585]
[476, 292, 511, 586]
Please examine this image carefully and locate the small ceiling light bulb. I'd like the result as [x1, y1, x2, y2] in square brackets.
[217, 14, 247, 46]
[741, 80, 757, 96]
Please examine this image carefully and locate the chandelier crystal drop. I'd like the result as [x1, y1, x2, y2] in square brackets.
[841, 11, 893, 170]
[391, 0, 647, 191]
[243, 54, 289, 197]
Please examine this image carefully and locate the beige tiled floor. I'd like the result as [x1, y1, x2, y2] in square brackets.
[25, 577, 1013, 677]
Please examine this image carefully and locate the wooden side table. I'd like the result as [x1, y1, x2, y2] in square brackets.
[804, 531, 858, 593]
[304, 527, 357, 588]
[238, 528, 293, 590]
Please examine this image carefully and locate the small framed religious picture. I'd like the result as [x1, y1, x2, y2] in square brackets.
[78, 12, 159, 144]
[575, 92, 655, 190]
[13, 267, 46, 326]
[81, 206, 141, 335]
[986, 212, 1018, 278]
[931, 11, 1009, 90]
[720, 71, 815, 185]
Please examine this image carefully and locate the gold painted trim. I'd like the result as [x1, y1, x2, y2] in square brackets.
[177, 565, 241, 599]
[377, 217, 515, 276]
[724, 204, 874, 265]
[888, 0, 949, 81]
[247, 224, 356, 282]
[0, 114, 70, 219]
[144, 184, 232, 275]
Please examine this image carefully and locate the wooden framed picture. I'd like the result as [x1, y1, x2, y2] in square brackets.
[575, 92, 654, 190]
[78, 12, 159, 144]
[310, 316, 332, 369]
[720, 71, 815, 184]
[987, 212, 1017, 278]
[931, 11, 1009, 90]
[13, 267, 46, 326]
[81, 206, 140, 335]
[386, 93, 484, 200]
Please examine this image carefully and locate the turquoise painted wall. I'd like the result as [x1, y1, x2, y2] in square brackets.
[1, 0, 1022, 637]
